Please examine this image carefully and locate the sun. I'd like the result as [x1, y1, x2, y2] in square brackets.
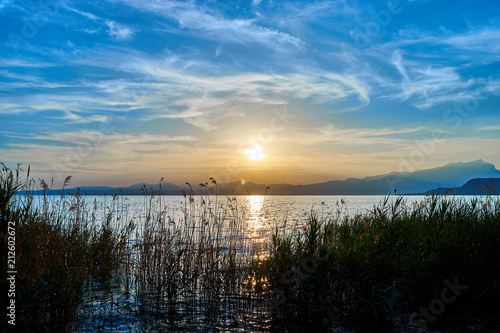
[246, 145, 265, 161]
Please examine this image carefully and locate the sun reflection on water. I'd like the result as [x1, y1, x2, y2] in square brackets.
[246, 195, 267, 242]
[244, 195, 270, 292]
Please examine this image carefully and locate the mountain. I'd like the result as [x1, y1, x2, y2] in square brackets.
[426, 178, 500, 195]
[25, 160, 500, 196]
[220, 159, 500, 195]
[404, 159, 500, 187]
[31, 182, 186, 196]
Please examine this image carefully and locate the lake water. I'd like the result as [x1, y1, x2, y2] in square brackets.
[51, 194, 481, 225]
[33, 194, 484, 241]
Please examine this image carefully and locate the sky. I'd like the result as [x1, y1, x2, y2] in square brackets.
[1, 0, 499, 187]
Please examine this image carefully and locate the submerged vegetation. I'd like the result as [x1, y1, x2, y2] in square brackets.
[1, 163, 499, 332]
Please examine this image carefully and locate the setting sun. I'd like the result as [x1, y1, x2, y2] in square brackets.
[246, 145, 265, 161]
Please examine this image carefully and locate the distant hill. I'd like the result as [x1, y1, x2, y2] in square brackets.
[426, 178, 500, 195]
[221, 159, 500, 195]
[29, 182, 186, 196]
[25, 159, 500, 196]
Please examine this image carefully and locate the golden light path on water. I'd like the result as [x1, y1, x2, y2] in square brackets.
[246, 195, 266, 242]
[243, 195, 270, 290]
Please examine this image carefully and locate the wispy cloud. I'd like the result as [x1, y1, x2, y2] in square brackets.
[381, 52, 475, 108]
[116, 0, 304, 51]
[59, 111, 108, 124]
[292, 123, 425, 147]
[0, 59, 56, 67]
[442, 29, 500, 53]
[392, 50, 408, 80]
[134, 60, 371, 129]
[106, 20, 134, 39]
[0, 0, 9, 11]
[64, 5, 100, 21]
[0, 70, 41, 82]
[21, 131, 198, 145]
[480, 125, 500, 131]
[0, 131, 205, 185]
[0, 91, 136, 118]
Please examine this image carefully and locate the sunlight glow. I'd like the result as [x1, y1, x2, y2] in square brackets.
[245, 145, 265, 160]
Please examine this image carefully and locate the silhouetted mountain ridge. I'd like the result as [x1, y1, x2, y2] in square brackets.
[426, 178, 500, 195]
[26, 160, 500, 195]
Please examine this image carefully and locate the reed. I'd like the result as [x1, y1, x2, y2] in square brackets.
[133, 185, 268, 331]
[263, 195, 500, 331]
[1, 164, 134, 331]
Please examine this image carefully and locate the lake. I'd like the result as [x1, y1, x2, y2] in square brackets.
[33, 193, 483, 251]
[43, 193, 480, 228]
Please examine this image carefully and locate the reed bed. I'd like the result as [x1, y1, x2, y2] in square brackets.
[1, 163, 499, 332]
[1, 164, 134, 332]
[133, 183, 269, 332]
[1, 165, 270, 332]
[264, 196, 500, 332]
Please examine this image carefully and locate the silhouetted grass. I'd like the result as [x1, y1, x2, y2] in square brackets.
[132, 181, 269, 331]
[263, 195, 500, 332]
[1, 164, 133, 332]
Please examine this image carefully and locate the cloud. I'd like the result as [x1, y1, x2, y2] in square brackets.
[0, 91, 138, 117]
[21, 131, 198, 145]
[480, 125, 500, 131]
[0, 40, 372, 130]
[367, 27, 500, 108]
[106, 20, 134, 40]
[2, 0, 499, 186]
[115, 0, 304, 51]
[392, 50, 408, 80]
[64, 5, 100, 21]
[0, 0, 9, 11]
[0, 131, 205, 185]
[383, 27, 500, 64]
[60, 111, 108, 124]
[0, 70, 41, 82]
[292, 123, 425, 147]
[0, 59, 56, 67]
[380, 53, 475, 108]
[178, 15, 304, 50]
[131, 58, 371, 129]
[442, 29, 500, 53]
[215, 45, 222, 57]
[82, 28, 100, 34]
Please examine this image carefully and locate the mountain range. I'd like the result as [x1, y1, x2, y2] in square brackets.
[426, 177, 499, 195]
[31, 159, 500, 196]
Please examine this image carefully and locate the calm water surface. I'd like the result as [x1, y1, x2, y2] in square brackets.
[61, 194, 480, 226]
[34, 194, 483, 243]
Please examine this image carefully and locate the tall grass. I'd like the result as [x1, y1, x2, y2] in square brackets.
[133, 184, 269, 331]
[1, 164, 133, 332]
[264, 195, 500, 331]
[2, 163, 499, 332]
[1, 165, 269, 332]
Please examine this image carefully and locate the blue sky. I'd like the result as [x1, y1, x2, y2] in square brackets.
[1, 0, 499, 187]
